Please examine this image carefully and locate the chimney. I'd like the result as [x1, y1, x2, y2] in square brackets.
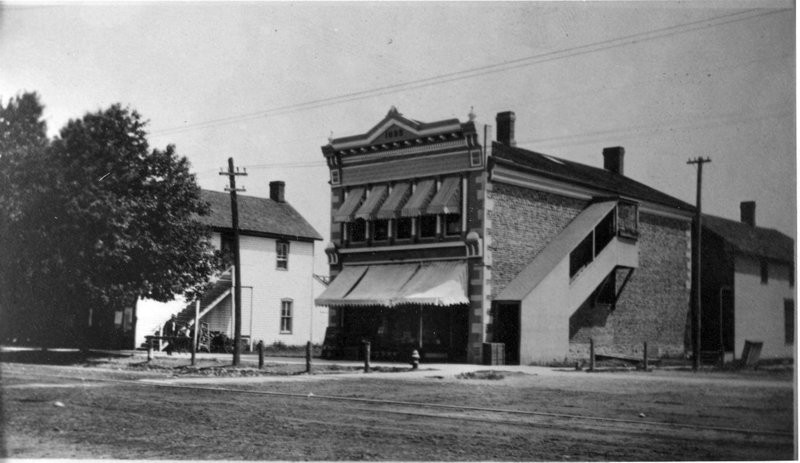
[496, 111, 516, 146]
[270, 181, 285, 203]
[740, 201, 756, 227]
[602, 146, 625, 175]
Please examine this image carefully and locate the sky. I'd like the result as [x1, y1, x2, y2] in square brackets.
[1, 0, 795, 282]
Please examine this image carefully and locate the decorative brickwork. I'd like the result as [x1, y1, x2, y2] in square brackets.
[487, 182, 587, 298]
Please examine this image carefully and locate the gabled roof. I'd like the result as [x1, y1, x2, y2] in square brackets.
[491, 142, 695, 213]
[702, 214, 794, 263]
[198, 190, 322, 242]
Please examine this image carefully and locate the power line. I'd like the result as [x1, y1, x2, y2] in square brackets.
[150, 8, 785, 137]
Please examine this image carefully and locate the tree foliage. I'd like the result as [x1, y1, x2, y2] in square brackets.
[0, 93, 220, 346]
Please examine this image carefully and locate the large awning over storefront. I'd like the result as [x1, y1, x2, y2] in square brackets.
[333, 187, 365, 223]
[315, 261, 468, 307]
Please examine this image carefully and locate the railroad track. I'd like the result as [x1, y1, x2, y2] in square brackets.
[4, 368, 793, 441]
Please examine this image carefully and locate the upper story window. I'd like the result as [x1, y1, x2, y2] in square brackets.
[330, 169, 341, 185]
[760, 259, 769, 284]
[349, 218, 367, 243]
[373, 219, 389, 241]
[276, 240, 289, 270]
[617, 202, 639, 238]
[396, 217, 413, 240]
[470, 150, 482, 167]
[419, 215, 437, 239]
[444, 213, 461, 236]
[220, 234, 234, 267]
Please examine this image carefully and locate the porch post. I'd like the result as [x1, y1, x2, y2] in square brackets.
[418, 306, 423, 349]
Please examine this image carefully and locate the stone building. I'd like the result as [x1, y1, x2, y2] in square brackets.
[316, 107, 694, 364]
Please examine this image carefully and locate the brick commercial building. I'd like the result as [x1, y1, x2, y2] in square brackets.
[316, 107, 694, 364]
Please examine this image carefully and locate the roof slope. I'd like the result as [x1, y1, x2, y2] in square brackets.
[198, 190, 322, 241]
[702, 214, 794, 263]
[491, 142, 695, 213]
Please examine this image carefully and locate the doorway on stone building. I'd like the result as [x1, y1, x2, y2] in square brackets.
[492, 302, 520, 365]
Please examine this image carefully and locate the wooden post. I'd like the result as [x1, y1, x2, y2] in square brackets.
[643, 341, 649, 370]
[688, 157, 711, 372]
[220, 157, 247, 366]
[306, 341, 312, 374]
[258, 341, 264, 369]
[191, 299, 199, 366]
[363, 340, 371, 373]
[147, 338, 153, 362]
[589, 338, 596, 372]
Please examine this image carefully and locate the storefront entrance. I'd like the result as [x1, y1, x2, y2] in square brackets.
[336, 305, 470, 362]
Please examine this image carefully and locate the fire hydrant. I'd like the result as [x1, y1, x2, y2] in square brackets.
[410, 349, 420, 370]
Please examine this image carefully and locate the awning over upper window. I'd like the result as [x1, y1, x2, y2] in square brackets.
[314, 261, 468, 308]
[400, 179, 436, 217]
[426, 177, 461, 215]
[354, 184, 388, 221]
[375, 182, 411, 220]
[314, 265, 368, 306]
[333, 187, 365, 223]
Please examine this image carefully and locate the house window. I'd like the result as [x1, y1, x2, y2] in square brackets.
[784, 299, 794, 344]
[349, 219, 367, 243]
[276, 241, 289, 270]
[760, 260, 769, 284]
[280, 299, 293, 334]
[373, 219, 389, 241]
[221, 234, 235, 267]
[396, 217, 412, 240]
[330, 169, 340, 185]
[444, 213, 461, 236]
[419, 215, 437, 238]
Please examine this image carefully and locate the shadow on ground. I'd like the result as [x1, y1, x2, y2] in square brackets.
[0, 350, 129, 366]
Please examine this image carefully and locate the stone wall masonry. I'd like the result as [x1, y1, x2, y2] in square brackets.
[488, 181, 691, 359]
[487, 182, 588, 298]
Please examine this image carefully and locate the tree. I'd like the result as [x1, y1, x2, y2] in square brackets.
[0, 94, 220, 348]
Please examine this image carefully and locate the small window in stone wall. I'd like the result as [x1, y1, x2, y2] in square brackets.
[617, 202, 639, 238]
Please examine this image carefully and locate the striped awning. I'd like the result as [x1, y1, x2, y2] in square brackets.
[426, 177, 461, 215]
[332, 187, 365, 223]
[314, 261, 469, 308]
[375, 182, 411, 220]
[400, 179, 436, 217]
[392, 261, 468, 306]
[354, 184, 389, 221]
[314, 265, 368, 306]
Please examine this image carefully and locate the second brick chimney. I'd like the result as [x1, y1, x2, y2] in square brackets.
[741, 201, 756, 227]
[270, 181, 285, 203]
[496, 111, 516, 146]
[602, 146, 625, 175]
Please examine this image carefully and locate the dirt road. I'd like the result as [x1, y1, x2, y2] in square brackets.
[1, 358, 794, 460]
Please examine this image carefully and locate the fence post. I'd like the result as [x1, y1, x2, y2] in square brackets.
[363, 340, 371, 373]
[589, 338, 595, 372]
[643, 341, 649, 370]
[306, 341, 312, 374]
[147, 338, 153, 362]
[258, 341, 264, 369]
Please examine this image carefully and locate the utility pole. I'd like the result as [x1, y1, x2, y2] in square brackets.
[220, 158, 247, 366]
[687, 157, 711, 372]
